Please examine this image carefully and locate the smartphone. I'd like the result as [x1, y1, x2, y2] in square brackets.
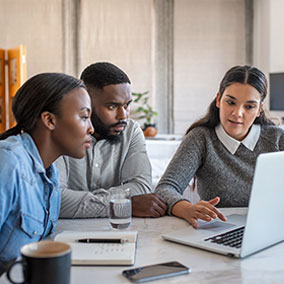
[122, 261, 190, 283]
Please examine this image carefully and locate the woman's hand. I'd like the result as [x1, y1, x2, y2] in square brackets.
[171, 197, 227, 228]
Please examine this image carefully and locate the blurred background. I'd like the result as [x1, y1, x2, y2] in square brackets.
[0, 0, 283, 135]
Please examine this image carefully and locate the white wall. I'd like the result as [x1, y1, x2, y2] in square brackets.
[253, 0, 284, 122]
[174, 0, 246, 134]
[0, 0, 64, 77]
[2, 0, 276, 133]
[80, 0, 153, 95]
[0, 0, 153, 93]
[269, 0, 284, 72]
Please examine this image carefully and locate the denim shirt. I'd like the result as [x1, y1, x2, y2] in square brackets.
[0, 133, 61, 274]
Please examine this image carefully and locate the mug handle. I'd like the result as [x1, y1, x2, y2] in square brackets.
[6, 260, 26, 284]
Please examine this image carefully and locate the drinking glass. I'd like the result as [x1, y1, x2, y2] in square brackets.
[109, 188, 131, 229]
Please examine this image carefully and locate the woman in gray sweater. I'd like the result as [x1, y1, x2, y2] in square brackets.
[155, 65, 284, 228]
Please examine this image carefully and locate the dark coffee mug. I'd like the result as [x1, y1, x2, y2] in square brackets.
[6, 241, 71, 284]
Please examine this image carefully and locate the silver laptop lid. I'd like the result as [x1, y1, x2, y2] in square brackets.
[241, 151, 284, 257]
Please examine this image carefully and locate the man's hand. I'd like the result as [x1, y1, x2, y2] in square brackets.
[171, 197, 227, 228]
[131, 193, 168, 217]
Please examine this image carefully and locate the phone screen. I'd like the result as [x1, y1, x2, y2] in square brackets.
[122, 261, 190, 283]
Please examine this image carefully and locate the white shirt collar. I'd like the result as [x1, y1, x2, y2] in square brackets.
[215, 124, 261, 154]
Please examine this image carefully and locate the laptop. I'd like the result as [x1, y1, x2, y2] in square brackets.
[162, 151, 284, 258]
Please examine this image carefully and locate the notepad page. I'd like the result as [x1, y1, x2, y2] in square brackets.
[54, 231, 137, 265]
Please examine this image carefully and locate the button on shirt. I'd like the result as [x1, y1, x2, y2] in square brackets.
[0, 133, 60, 274]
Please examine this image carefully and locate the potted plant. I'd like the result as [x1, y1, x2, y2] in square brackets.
[132, 91, 158, 137]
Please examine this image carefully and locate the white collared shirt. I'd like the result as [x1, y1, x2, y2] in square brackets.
[215, 124, 261, 154]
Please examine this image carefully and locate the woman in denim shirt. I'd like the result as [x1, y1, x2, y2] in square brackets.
[0, 73, 94, 275]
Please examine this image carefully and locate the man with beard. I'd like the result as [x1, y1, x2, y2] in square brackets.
[56, 62, 167, 218]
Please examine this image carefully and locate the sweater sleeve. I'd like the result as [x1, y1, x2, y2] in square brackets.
[278, 128, 284, 150]
[155, 127, 207, 214]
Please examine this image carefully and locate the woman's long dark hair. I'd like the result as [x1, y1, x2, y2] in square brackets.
[0, 73, 85, 140]
[186, 65, 274, 135]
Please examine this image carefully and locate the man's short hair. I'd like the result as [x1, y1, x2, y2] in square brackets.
[80, 62, 131, 90]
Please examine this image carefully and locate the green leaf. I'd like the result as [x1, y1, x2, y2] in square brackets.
[131, 90, 158, 123]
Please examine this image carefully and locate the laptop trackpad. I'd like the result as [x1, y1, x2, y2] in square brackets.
[197, 221, 236, 232]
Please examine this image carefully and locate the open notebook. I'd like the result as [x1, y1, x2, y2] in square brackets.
[55, 230, 138, 265]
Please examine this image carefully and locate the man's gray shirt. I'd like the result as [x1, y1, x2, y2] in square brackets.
[56, 119, 152, 218]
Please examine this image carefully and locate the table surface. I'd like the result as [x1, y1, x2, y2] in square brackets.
[2, 208, 284, 284]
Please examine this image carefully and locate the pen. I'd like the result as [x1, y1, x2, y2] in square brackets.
[76, 238, 128, 244]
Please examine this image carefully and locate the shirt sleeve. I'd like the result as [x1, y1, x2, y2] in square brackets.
[57, 126, 152, 219]
[56, 156, 104, 218]
[120, 125, 152, 195]
[155, 128, 205, 214]
[0, 149, 18, 231]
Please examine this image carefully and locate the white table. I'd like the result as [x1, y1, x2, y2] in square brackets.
[2, 208, 284, 284]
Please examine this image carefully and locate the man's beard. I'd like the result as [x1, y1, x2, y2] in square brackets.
[91, 112, 127, 144]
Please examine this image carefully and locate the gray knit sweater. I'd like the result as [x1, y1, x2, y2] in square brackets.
[155, 125, 284, 214]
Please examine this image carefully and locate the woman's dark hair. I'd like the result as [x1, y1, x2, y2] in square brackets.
[0, 72, 85, 140]
[186, 65, 274, 135]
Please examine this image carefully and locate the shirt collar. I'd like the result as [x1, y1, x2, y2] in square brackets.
[21, 132, 52, 174]
[215, 124, 261, 154]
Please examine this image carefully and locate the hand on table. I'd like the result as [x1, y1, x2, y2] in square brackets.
[171, 197, 227, 228]
[131, 193, 168, 217]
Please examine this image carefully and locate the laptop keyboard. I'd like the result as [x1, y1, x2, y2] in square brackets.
[204, 226, 245, 249]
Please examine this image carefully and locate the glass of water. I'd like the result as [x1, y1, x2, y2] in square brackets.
[109, 188, 132, 229]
